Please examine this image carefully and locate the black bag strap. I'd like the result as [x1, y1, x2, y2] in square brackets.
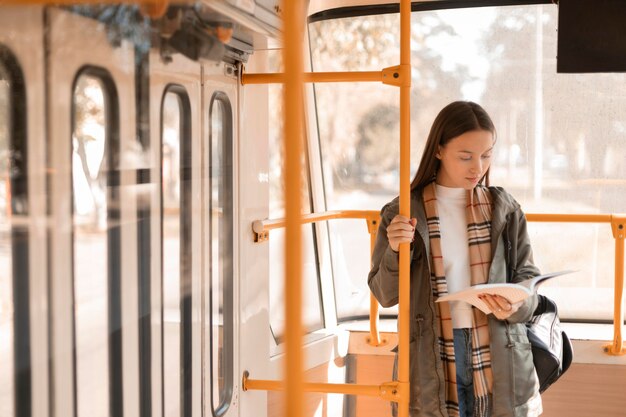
[561, 331, 574, 374]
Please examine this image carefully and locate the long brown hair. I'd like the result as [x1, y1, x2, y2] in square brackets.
[410, 101, 496, 191]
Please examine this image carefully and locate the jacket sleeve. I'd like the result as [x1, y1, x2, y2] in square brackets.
[506, 207, 541, 323]
[367, 202, 402, 308]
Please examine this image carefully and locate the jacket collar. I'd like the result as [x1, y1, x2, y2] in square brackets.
[410, 185, 521, 256]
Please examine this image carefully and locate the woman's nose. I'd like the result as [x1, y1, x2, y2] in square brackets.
[470, 160, 482, 174]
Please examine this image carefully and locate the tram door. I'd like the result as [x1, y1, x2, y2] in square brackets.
[151, 52, 202, 417]
[201, 62, 238, 417]
[47, 7, 139, 417]
[151, 53, 238, 417]
[0, 6, 47, 417]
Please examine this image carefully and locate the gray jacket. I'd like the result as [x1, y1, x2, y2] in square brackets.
[368, 186, 542, 417]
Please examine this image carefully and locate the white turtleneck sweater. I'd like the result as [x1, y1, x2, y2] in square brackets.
[435, 184, 473, 329]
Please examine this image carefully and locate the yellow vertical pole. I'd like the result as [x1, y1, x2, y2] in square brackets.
[606, 216, 625, 355]
[369, 294, 381, 345]
[283, 0, 306, 415]
[369, 220, 381, 346]
[398, 0, 411, 416]
[609, 224, 625, 355]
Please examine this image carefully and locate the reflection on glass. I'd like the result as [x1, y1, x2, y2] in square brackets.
[0, 61, 14, 417]
[267, 51, 324, 342]
[310, 4, 626, 321]
[210, 96, 233, 414]
[162, 92, 181, 417]
[72, 75, 109, 417]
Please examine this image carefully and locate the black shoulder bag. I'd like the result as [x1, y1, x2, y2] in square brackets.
[527, 295, 574, 393]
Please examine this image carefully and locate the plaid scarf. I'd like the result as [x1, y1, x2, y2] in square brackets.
[423, 181, 494, 417]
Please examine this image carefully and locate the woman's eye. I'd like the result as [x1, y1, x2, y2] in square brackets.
[460, 157, 471, 161]
[481, 154, 492, 159]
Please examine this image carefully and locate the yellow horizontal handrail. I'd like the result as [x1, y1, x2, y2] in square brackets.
[243, 71, 382, 84]
[254, 211, 617, 232]
[253, 210, 626, 355]
[252, 210, 379, 242]
[525, 213, 613, 222]
[242, 372, 405, 402]
[241, 65, 409, 87]
[253, 209, 378, 230]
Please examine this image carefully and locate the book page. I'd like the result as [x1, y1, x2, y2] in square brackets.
[436, 271, 575, 314]
[436, 284, 530, 314]
[526, 270, 576, 292]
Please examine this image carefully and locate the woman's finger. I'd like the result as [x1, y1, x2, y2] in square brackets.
[492, 295, 513, 311]
[390, 214, 412, 224]
[479, 294, 524, 320]
[387, 216, 417, 252]
[479, 294, 498, 312]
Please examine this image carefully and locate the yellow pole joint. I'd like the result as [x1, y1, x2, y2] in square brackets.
[365, 216, 380, 236]
[252, 220, 269, 242]
[379, 380, 409, 403]
[242, 370, 251, 391]
[379, 381, 399, 402]
[610, 214, 626, 239]
[382, 64, 412, 87]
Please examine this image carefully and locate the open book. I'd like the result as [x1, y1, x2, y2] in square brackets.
[435, 270, 575, 314]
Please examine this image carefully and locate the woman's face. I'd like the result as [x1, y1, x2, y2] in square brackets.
[435, 129, 494, 190]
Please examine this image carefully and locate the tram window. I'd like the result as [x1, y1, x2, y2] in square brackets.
[309, 13, 400, 72]
[267, 51, 324, 343]
[0, 59, 14, 417]
[72, 73, 113, 417]
[161, 88, 193, 417]
[208, 93, 234, 415]
[310, 4, 626, 322]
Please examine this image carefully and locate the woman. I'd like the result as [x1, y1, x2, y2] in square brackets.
[368, 101, 542, 417]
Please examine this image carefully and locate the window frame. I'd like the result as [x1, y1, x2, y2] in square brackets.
[159, 84, 193, 417]
[207, 91, 234, 417]
[70, 66, 122, 417]
[0, 43, 30, 417]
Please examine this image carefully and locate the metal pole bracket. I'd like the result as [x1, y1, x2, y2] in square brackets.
[252, 219, 269, 242]
[382, 65, 411, 87]
[610, 214, 626, 239]
[366, 216, 380, 236]
[379, 381, 409, 403]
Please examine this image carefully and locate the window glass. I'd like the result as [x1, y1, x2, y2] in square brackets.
[209, 94, 233, 415]
[475, 5, 626, 320]
[310, 14, 402, 319]
[0, 59, 14, 417]
[309, 4, 626, 321]
[72, 74, 109, 417]
[309, 14, 400, 72]
[162, 91, 182, 417]
[267, 50, 324, 343]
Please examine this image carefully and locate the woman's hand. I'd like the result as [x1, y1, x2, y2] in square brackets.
[387, 215, 417, 252]
[479, 294, 522, 320]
